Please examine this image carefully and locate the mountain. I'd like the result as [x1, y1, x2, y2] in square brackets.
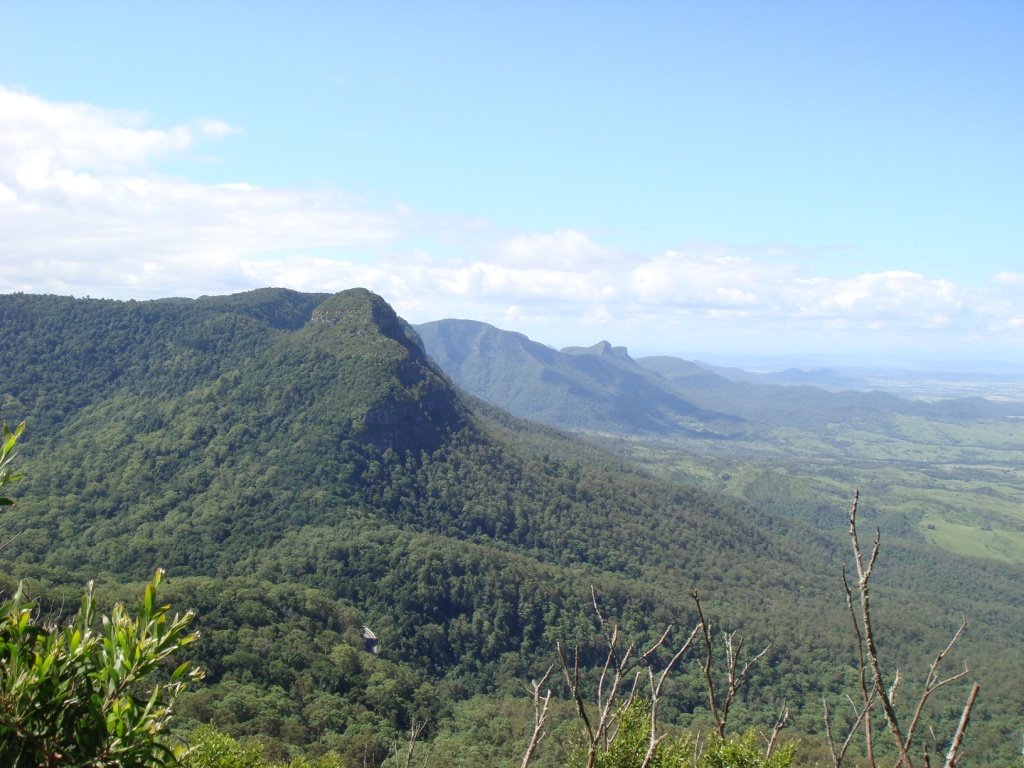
[685, 360, 872, 391]
[415, 318, 1024, 565]
[414, 319, 744, 436]
[1, 290, 1021, 764]
[417, 320, 1021, 442]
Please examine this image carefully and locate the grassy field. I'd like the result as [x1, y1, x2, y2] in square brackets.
[595, 413, 1024, 563]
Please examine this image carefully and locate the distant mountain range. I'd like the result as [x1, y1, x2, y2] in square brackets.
[414, 320, 743, 437]
[415, 318, 1022, 438]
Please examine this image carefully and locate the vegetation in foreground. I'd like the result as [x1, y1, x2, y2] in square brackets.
[2, 424, 983, 767]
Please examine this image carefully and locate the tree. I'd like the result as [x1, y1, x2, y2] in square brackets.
[522, 588, 792, 768]
[821, 492, 979, 768]
[0, 421, 25, 519]
[0, 570, 203, 766]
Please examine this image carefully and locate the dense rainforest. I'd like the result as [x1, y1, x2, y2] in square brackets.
[1, 288, 1021, 766]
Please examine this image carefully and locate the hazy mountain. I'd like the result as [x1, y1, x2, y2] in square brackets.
[685, 360, 873, 390]
[637, 354, 1023, 427]
[416, 320, 1021, 441]
[414, 319, 744, 436]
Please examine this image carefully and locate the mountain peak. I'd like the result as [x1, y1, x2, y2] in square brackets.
[561, 340, 634, 363]
[311, 288, 425, 354]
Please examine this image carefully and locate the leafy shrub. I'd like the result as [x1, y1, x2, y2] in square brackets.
[0, 570, 202, 766]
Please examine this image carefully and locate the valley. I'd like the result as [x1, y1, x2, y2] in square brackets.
[1, 289, 1021, 766]
[417, 319, 1024, 564]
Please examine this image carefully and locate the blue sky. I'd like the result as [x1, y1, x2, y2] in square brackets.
[1, 2, 1022, 365]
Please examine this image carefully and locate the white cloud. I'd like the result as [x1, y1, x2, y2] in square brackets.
[628, 251, 789, 309]
[795, 271, 963, 319]
[0, 86, 1021, 362]
[496, 229, 617, 269]
[0, 86, 399, 298]
[994, 272, 1024, 288]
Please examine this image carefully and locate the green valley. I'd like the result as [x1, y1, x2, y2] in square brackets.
[1, 290, 1021, 766]
[417, 319, 1024, 564]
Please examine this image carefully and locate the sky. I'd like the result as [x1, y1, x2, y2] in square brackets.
[1, 2, 1022, 367]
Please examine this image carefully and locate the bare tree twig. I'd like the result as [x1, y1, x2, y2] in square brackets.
[842, 491, 979, 768]
[823, 691, 875, 768]
[691, 589, 723, 737]
[521, 666, 554, 768]
[400, 718, 428, 768]
[557, 590, 704, 768]
[849, 491, 911, 766]
[904, 619, 969, 754]
[942, 683, 980, 768]
[760, 700, 790, 758]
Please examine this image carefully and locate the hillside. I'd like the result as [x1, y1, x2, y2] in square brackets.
[415, 319, 743, 436]
[416, 319, 1021, 435]
[1, 290, 1022, 764]
[416, 318, 1024, 563]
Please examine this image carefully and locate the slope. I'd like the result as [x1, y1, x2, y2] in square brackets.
[415, 319, 743, 436]
[416, 318, 1024, 565]
[1, 290, 1021, 763]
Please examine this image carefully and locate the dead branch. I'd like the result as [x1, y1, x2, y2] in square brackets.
[942, 682, 980, 768]
[843, 564, 876, 766]
[399, 718, 427, 768]
[690, 588, 770, 739]
[844, 491, 978, 768]
[557, 641, 595, 748]
[640, 623, 702, 768]
[823, 692, 875, 768]
[0, 530, 22, 555]
[521, 665, 554, 768]
[557, 590, 702, 768]
[760, 700, 790, 758]
[903, 619, 969, 755]
[691, 589, 722, 736]
[849, 491, 911, 766]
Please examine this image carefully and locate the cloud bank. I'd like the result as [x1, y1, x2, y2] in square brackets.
[1, 86, 1021, 362]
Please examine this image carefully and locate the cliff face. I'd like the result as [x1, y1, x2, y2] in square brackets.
[311, 288, 422, 351]
[305, 289, 465, 452]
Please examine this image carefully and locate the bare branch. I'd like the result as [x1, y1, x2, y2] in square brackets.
[558, 591, 706, 768]
[842, 564, 876, 767]
[942, 682, 979, 768]
[823, 691, 875, 768]
[401, 718, 427, 768]
[557, 641, 594, 746]
[639, 623, 701, 768]
[849, 491, 911, 766]
[521, 665, 554, 768]
[904, 618, 969, 753]
[720, 635, 771, 731]
[0, 530, 22, 555]
[690, 588, 723, 737]
[639, 623, 675, 665]
[760, 700, 790, 758]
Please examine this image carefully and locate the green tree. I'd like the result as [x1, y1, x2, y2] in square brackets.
[582, 701, 795, 768]
[176, 724, 264, 768]
[590, 700, 694, 768]
[0, 569, 203, 766]
[698, 731, 795, 768]
[0, 421, 24, 509]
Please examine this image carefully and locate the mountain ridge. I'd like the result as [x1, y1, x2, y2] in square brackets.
[2, 288, 1020, 763]
[415, 318, 744, 437]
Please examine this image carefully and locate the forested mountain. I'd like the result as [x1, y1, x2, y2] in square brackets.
[2, 290, 1022, 765]
[415, 319, 1023, 437]
[415, 318, 1024, 568]
[414, 319, 743, 436]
